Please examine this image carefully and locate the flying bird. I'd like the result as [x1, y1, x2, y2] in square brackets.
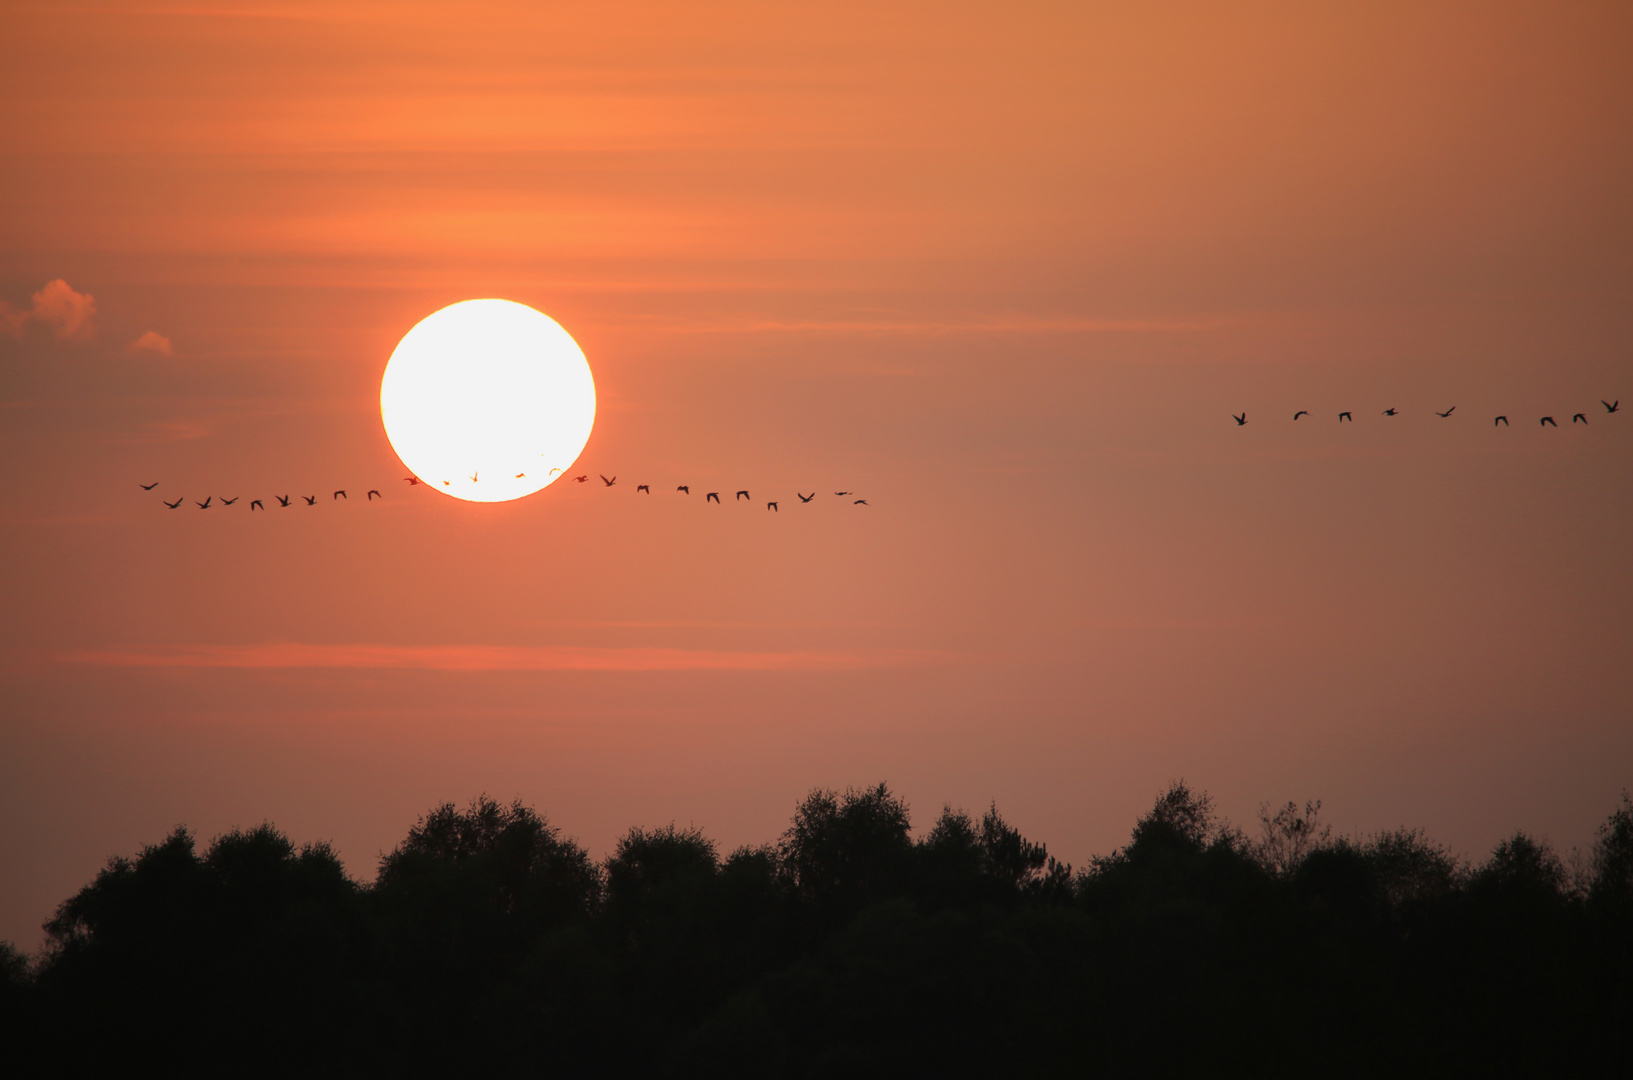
[1604, 400, 1620, 413]
[736, 490, 750, 500]
[835, 491, 851, 496]
[276, 495, 290, 507]
[767, 501, 778, 512]
[636, 484, 650, 493]
[854, 499, 869, 506]
[140, 482, 159, 490]
[164, 497, 184, 509]
[1383, 408, 1398, 416]
[367, 490, 382, 500]
[1574, 413, 1588, 425]
[1540, 416, 1557, 427]
[549, 468, 562, 475]
[1436, 407, 1456, 418]
[1293, 410, 1308, 420]
[221, 497, 238, 506]
[196, 497, 212, 509]
[515, 473, 525, 478]
[1233, 412, 1247, 426]
[706, 492, 720, 503]
[333, 490, 347, 499]
[677, 485, 690, 494]
[404, 476, 421, 485]
[468, 472, 478, 483]
[250, 500, 264, 511]
[573, 475, 588, 483]
[303, 495, 317, 505]
[1494, 416, 1508, 426]
[798, 492, 815, 503]
[1339, 412, 1352, 422]
[601, 475, 616, 486]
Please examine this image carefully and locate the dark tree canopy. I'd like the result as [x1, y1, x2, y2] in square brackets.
[5, 783, 1629, 1076]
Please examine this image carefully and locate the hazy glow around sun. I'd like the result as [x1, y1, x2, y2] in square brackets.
[381, 299, 596, 503]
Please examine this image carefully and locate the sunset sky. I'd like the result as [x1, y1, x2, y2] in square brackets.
[2, 1, 1630, 948]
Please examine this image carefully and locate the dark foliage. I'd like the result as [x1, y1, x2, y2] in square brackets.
[5, 784, 1630, 1076]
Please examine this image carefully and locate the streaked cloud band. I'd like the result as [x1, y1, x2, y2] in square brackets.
[51, 643, 951, 673]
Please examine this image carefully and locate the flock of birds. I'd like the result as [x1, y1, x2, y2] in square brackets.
[143, 472, 872, 512]
[143, 396, 1621, 508]
[1232, 399, 1619, 426]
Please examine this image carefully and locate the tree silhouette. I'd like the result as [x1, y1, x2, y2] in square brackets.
[1589, 790, 1633, 917]
[6, 780, 1631, 1075]
[1255, 798, 1332, 876]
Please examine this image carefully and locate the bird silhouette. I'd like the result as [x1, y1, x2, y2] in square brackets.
[706, 492, 720, 503]
[1540, 416, 1557, 427]
[1437, 407, 1456, 417]
[1574, 413, 1588, 425]
[164, 497, 184, 509]
[1495, 416, 1508, 426]
[1339, 412, 1352, 422]
[367, 490, 382, 500]
[835, 491, 851, 496]
[250, 500, 264, 511]
[1383, 408, 1398, 416]
[333, 490, 347, 499]
[798, 492, 815, 502]
[1233, 412, 1247, 425]
[549, 468, 562, 475]
[276, 495, 291, 507]
[515, 473, 525, 478]
[636, 484, 650, 493]
[196, 497, 212, 509]
[468, 472, 478, 483]
[601, 475, 616, 486]
[1293, 410, 1308, 420]
[140, 482, 159, 490]
[573, 475, 588, 483]
[736, 490, 750, 500]
[1605, 400, 1620, 413]
[677, 485, 689, 494]
[767, 501, 778, 512]
[404, 476, 421, 485]
[302, 495, 317, 505]
[443, 480, 451, 486]
[854, 499, 869, 506]
[221, 497, 238, 506]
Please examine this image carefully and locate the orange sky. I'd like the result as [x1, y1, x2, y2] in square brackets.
[2, 1, 1630, 948]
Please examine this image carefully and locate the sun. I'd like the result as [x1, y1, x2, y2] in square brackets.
[380, 299, 596, 503]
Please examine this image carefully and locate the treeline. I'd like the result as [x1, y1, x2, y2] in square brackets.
[3, 783, 1630, 1076]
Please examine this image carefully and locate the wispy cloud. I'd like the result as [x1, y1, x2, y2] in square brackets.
[51, 642, 953, 672]
[1, 279, 97, 340]
[129, 330, 174, 356]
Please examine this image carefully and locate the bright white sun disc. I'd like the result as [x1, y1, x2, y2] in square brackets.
[380, 299, 595, 503]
